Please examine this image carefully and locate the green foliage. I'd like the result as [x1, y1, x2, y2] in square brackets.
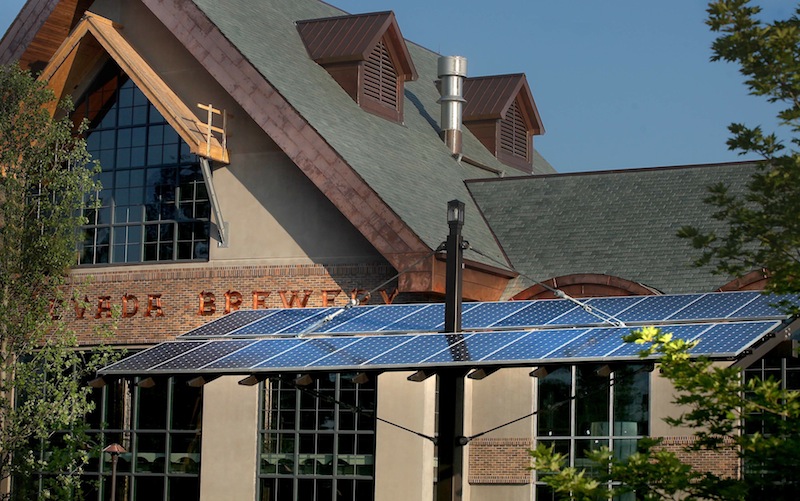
[0, 63, 115, 499]
[677, 1, 800, 297]
[530, 327, 800, 500]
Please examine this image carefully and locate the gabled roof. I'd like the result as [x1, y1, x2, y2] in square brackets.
[0, 0, 90, 69]
[3, 0, 558, 300]
[467, 162, 759, 297]
[38, 13, 229, 163]
[297, 11, 417, 80]
[464, 74, 544, 134]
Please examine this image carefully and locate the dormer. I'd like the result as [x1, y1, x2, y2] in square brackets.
[463, 74, 544, 173]
[297, 11, 417, 123]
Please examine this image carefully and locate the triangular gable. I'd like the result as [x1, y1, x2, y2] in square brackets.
[38, 13, 229, 163]
[463, 74, 544, 135]
[0, 0, 91, 70]
[297, 11, 417, 81]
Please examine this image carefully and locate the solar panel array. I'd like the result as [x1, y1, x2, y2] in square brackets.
[101, 291, 796, 376]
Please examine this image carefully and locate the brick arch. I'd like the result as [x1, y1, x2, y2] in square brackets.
[717, 269, 770, 292]
[511, 273, 660, 300]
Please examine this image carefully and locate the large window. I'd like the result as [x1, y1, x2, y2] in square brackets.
[259, 374, 376, 501]
[74, 63, 210, 265]
[79, 376, 202, 500]
[535, 364, 649, 500]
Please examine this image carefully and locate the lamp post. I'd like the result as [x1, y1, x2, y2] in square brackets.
[437, 200, 467, 501]
[103, 443, 126, 501]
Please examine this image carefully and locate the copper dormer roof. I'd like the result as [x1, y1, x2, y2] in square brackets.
[297, 11, 417, 81]
[463, 73, 544, 134]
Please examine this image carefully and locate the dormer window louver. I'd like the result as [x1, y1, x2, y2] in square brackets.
[363, 39, 399, 110]
[463, 74, 544, 174]
[297, 11, 417, 123]
[499, 98, 529, 161]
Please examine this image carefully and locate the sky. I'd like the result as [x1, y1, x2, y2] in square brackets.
[0, 0, 794, 172]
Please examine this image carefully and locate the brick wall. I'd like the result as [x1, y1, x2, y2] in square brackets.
[468, 435, 740, 485]
[657, 436, 740, 479]
[468, 437, 532, 484]
[64, 262, 397, 345]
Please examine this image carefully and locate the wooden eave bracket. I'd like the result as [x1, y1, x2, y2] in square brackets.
[37, 13, 230, 164]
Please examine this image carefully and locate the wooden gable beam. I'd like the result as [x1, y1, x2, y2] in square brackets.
[37, 13, 229, 164]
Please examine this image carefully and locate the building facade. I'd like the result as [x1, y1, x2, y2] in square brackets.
[1, 1, 793, 500]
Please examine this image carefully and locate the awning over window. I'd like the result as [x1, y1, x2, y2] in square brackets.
[99, 291, 798, 377]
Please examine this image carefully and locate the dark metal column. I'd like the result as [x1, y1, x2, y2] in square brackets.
[437, 200, 466, 501]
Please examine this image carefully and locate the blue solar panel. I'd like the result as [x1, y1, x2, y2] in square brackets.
[616, 294, 704, 322]
[493, 300, 579, 328]
[105, 341, 207, 371]
[100, 292, 795, 376]
[309, 335, 417, 367]
[689, 321, 781, 356]
[482, 329, 590, 362]
[667, 292, 760, 321]
[318, 304, 426, 333]
[230, 308, 333, 336]
[380, 304, 445, 332]
[202, 338, 307, 369]
[367, 333, 473, 365]
[606, 324, 712, 358]
[181, 310, 272, 337]
[729, 294, 798, 319]
[154, 339, 258, 370]
[253, 337, 361, 368]
[546, 327, 632, 359]
[462, 302, 531, 329]
[422, 330, 529, 363]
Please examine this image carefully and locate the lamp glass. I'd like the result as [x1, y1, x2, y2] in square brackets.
[447, 200, 465, 225]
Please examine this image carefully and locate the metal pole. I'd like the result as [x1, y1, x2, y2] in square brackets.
[437, 200, 467, 501]
[110, 453, 118, 501]
[103, 443, 126, 501]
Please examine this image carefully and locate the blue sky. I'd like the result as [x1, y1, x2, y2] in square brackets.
[1, 0, 792, 172]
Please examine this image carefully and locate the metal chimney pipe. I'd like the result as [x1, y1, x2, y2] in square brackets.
[438, 56, 467, 156]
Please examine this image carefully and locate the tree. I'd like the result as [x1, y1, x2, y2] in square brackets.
[678, 0, 800, 299]
[0, 63, 113, 499]
[530, 2, 800, 499]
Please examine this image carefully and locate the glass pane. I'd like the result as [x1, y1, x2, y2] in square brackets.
[136, 432, 167, 473]
[613, 364, 649, 436]
[171, 378, 202, 430]
[575, 438, 608, 477]
[136, 380, 168, 429]
[169, 477, 200, 501]
[537, 367, 571, 436]
[613, 439, 638, 461]
[135, 476, 164, 500]
[169, 433, 201, 474]
[576, 366, 608, 436]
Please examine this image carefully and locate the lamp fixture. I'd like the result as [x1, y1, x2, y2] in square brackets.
[529, 366, 549, 378]
[88, 376, 107, 388]
[467, 367, 498, 380]
[137, 377, 156, 388]
[187, 375, 220, 387]
[294, 374, 315, 386]
[407, 370, 434, 382]
[238, 374, 268, 387]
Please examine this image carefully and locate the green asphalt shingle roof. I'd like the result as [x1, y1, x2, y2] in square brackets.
[190, 0, 554, 269]
[467, 162, 759, 296]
